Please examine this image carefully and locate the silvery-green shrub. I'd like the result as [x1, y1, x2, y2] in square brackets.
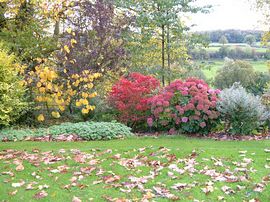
[217, 83, 269, 135]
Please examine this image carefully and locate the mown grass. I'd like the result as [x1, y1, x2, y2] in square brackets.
[0, 136, 269, 201]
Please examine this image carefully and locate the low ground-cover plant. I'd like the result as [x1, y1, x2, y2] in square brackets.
[0, 121, 133, 141]
[49, 121, 133, 140]
[109, 72, 160, 128]
[217, 83, 269, 135]
[148, 78, 220, 134]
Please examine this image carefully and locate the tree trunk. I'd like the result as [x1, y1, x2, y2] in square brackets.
[53, 20, 60, 37]
[167, 24, 171, 84]
[161, 24, 165, 87]
[0, 2, 6, 31]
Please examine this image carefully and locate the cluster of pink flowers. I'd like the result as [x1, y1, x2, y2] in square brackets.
[148, 78, 221, 134]
[109, 73, 160, 125]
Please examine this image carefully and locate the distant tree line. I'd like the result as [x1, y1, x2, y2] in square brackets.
[190, 46, 270, 60]
[198, 30, 264, 44]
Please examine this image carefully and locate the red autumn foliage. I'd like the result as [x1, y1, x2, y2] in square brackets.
[109, 73, 160, 126]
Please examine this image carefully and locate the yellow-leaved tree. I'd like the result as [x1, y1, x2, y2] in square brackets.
[0, 46, 28, 127]
[21, 28, 102, 123]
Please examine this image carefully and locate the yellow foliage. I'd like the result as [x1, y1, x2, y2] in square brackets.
[81, 99, 89, 105]
[64, 45, 70, 54]
[37, 114, 45, 122]
[81, 108, 89, 114]
[71, 39, 77, 47]
[82, 92, 88, 98]
[51, 111, 60, 119]
[39, 87, 46, 93]
[67, 27, 72, 34]
[37, 82, 42, 88]
[25, 52, 101, 121]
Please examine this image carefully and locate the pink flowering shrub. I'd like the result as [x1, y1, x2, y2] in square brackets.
[109, 73, 160, 127]
[148, 78, 220, 134]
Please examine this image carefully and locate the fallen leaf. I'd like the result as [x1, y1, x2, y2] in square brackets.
[264, 149, 270, 153]
[9, 190, 18, 196]
[221, 186, 235, 195]
[16, 164, 24, 171]
[253, 183, 265, 192]
[33, 190, 48, 199]
[217, 196, 225, 201]
[72, 196, 82, 202]
[12, 181, 25, 188]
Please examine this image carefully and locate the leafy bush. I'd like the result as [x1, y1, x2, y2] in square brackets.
[217, 83, 269, 135]
[148, 78, 220, 134]
[0, 47, 28, 127]
[23, 62, 101, 123]
[185, 68, 207, 81]
[214, 59, 256, 90]
[247, 72, 270, 96]
[109, 72, 160, 127]
[0, 121, 133, 141]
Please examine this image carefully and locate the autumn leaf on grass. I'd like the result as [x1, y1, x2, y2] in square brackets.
[201, 181, 214, 194]
[171, 183, 188, 191]
[16, 163, 24, 171]
[153, 186, 179, 200]
[12, 180, 25, 188]
[201, 185, 214, 194]
[264, 148, 270, 153]
[217, 196, 225, 201]
[2, 171, 14, 176]
[72, 196, 82, 202]
[8, 190, 17, 196]
[74, 154, 86, 163]
[34, 190, 48, 199]
[221, 186, 235, 195]
[253, 183, 265, 192]
[103, 175, 121, 184]
[239, 150, 247, 154]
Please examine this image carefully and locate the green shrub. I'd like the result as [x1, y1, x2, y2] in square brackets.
[247, 72, 270, 96]
[217, 83, 269, 135]
[214, 59, 256, 90]
[71, 122, 133, 140]
[0, 46, 28, 127]
[0, 121, 133, 141]
[183, 67, 207, 81]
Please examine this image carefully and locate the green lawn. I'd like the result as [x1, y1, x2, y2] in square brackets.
[200, 60, 269, 79]
[0, 136, 269, 201]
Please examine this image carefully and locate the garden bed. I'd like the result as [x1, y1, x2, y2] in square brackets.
[1, 132, 270, 142]
[136, 132, 270, 141]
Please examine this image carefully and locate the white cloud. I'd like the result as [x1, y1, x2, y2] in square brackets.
[189, 0, 265, 31]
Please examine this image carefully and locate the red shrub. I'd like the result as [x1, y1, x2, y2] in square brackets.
[148, 78, 220, 134]
[109, 73, 160, 126]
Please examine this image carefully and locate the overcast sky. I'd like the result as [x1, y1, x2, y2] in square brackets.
[189, 0, 265, 31]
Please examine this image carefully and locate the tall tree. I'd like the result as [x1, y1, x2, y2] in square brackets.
[219, 35, 228, 46]
[57, 0, 129, 74]
[0, 0, 57, 68]
[254, 0, 270, 43]
[116, 0, 210, 86]
[244, 34, 256, 46]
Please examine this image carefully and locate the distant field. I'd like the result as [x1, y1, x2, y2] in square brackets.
[198, 59, 269, 79]
[204, 43, 268, 54]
